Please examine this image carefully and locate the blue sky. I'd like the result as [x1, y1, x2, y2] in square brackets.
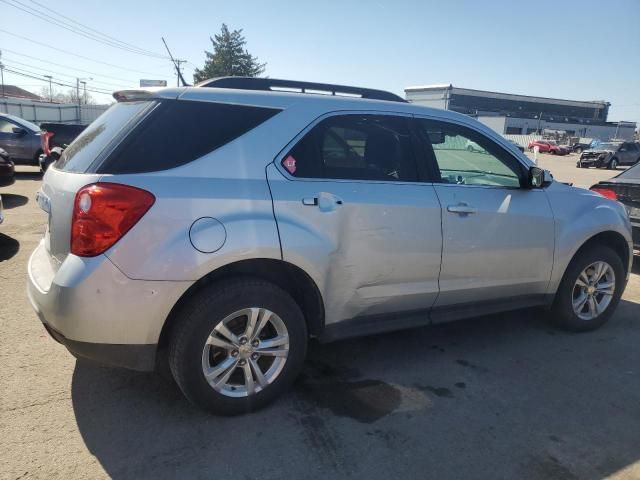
[1, 0, 639, 123]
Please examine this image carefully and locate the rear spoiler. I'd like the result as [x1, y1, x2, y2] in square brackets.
[112, 90, 156, 102]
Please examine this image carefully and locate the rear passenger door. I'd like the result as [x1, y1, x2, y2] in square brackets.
[267, 113, 443, 327]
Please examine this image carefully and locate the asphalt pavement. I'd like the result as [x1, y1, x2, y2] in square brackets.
[1, 158, 639, 480]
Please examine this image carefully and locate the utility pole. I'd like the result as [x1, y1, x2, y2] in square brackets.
[161, 37, 188, 87]
[76, 78, 80, 105]
[44, 75, 52, 102]
[174, 59, 186, 87]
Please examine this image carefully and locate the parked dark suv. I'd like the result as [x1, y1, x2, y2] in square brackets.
[578, 142, 640, 169]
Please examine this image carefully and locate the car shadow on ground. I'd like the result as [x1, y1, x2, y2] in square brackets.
[1, 193, 29, 209]
[71, 299, 640, 480]
[0, 233, 20, 261]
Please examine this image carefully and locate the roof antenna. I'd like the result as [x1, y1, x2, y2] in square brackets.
[161, 37, 189, 87]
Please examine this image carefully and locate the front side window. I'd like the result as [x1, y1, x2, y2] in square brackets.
[284, 114, 418, 182]
[415, 119, 523, 188]
[0, 119, 17, 133]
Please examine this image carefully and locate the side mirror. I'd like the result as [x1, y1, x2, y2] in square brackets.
[529, 166, 553, 188]
[12, 127, 26, 136]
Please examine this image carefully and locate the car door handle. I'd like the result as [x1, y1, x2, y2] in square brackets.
[302, 193, 343, 210]
[447, 203, 477, 215]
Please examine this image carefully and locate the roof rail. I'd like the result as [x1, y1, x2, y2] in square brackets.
[196, 77, 407, 103]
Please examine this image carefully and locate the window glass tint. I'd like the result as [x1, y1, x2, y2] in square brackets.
[416, 119, 522, 188]
[57, 101, 152, 172]
[285, 115, 417, 182]
[101, 100, 281, 174]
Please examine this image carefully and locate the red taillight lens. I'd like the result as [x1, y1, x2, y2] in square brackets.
[590, 187, 618, 201]
[71, 183, 155, 257]
[41, 131, 54, 156]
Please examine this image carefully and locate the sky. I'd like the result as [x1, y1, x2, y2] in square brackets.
[1, 0, 639, 124]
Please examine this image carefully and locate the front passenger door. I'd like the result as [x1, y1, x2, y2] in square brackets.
[413, 117, 555, 321]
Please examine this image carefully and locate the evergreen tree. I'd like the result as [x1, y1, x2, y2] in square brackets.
[193, 24, 266, 82]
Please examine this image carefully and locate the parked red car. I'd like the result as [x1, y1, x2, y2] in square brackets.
[527, 140, 568, 155]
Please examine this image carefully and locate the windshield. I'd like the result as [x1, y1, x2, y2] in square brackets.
[55, 101, 153, 173]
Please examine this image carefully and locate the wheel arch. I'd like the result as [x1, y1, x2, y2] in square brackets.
[564, 230, 630, 280]
[157, 258, 325, 351]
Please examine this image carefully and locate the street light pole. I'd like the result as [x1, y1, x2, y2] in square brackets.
[44, 75, 52, 101]
[81, 81, 87, 105]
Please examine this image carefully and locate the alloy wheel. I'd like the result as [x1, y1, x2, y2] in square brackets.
[572, 261, 616, 321]
[201, 307, 290, 397]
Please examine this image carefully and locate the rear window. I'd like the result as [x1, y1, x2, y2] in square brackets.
[97, 100, 281, 174]
[56, 101, 152, 172]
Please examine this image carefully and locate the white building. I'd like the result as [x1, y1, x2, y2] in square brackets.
[405, 84, 636, 141]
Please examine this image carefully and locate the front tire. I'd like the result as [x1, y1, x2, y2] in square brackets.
[169, 278, 308, 415]
[608, 158, 618, 170]
[551, 246, 624, 332]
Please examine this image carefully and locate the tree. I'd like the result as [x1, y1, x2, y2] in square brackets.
[39, 86, 96, 105]
[193, 24, 266, 83]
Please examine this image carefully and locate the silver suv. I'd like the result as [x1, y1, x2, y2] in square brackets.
[28, 78, 633, 414]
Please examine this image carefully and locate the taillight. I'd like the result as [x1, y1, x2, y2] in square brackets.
[41, 131, 54, 156]
[71, 183, 155, 257]
[590, 186, 618, 201]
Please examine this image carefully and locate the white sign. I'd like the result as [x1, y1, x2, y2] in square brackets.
[140, 79, 168, 87]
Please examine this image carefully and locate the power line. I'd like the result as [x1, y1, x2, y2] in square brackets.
[0, 28, 172, 77]
[4, 67, 115, 96]
[3, 57, 135, 89]
[3, 63, 130, 93]
[27, 0, 177, 60]
[1, 0, 172, 61]
[0, 48, 140, 83]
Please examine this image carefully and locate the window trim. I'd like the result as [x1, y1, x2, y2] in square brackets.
[411, 114, 530, 189]
[273, 110, 425, 185]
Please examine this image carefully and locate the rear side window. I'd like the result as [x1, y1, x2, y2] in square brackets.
[283, 114, 418, 182]
[99, 100, 281, 174]
[57, 101, 152, 172]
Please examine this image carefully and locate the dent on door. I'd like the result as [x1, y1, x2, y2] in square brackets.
[266, 164, 443, 325]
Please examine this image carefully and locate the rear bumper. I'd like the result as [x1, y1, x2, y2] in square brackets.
[27, 240, 192, 371]
[43, 322, 157, 371]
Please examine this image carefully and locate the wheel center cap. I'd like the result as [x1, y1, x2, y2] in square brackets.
[587, 286, 596, 295]
[239, 344, 253, 357]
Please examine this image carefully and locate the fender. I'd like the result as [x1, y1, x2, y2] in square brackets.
[545, 182, 633, 294]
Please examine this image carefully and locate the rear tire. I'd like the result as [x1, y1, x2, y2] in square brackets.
[551, 246, 624, 332]
[169, 278, 308, 415]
